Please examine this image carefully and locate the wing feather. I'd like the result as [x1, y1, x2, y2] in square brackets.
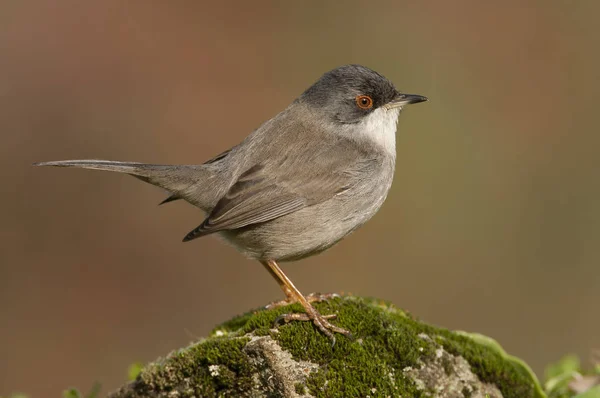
[182, 137, 379, 242]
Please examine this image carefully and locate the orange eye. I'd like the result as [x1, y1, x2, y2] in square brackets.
[355, 95, 373, 110]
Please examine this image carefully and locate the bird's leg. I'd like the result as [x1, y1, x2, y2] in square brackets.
[262, 260, 297, 306]
[261, 259, 351, 343]
[262, 259, 340, 308]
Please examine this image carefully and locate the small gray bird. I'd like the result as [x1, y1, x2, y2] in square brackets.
[35, 65, 427, 341]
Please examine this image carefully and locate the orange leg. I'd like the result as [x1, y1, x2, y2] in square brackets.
[261, 259, 351, 343]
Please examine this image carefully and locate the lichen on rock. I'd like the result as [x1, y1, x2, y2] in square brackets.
[110, 296, 545, 398]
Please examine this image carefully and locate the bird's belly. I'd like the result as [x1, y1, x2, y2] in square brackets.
[221, 184, 391, 262]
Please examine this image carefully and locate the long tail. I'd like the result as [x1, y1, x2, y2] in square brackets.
[34, 160, 208, 206]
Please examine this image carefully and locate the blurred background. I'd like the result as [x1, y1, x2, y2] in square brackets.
[1, 1, 599, 396]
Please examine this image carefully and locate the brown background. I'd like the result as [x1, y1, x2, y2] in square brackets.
[2, 1, 599, 396]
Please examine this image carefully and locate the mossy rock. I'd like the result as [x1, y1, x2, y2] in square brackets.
[110, 296, 545, 398]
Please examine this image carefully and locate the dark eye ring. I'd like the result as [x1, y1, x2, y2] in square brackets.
[355, 95, 373, 110]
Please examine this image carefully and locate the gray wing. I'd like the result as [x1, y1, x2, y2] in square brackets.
[182, 144, 377, 242]
[160, 148, 234, 205]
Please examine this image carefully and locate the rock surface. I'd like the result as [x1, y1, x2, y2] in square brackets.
[110, 296, 544, 398]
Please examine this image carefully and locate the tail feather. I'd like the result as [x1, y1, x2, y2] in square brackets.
[34, 160, 182, 175]
[34, 160, 207, 207]
[158, 193, 181, 205]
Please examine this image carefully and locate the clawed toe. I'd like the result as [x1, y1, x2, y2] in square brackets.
[305, 292, 341, 303]
[273, 310, 350, 345]
[274, 312, 337, 325]
[265, 299, 290, 310]
[274, 312, 310, 325]
[266, 292, 340, 310]
[261, 261, 350, 344]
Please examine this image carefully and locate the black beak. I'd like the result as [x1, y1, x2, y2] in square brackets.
[385, 93, 428, 109]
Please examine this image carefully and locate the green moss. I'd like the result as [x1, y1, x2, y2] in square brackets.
[294, 382, 306, 394]
[257, 297, 544, 398]
[128, 337, 253, 397]
[269, 298, 425, 397]
[438, 331, 545, 398]
[116, 296, 545, 398]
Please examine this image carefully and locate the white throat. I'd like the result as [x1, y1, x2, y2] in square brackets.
[355, 107, 400, 156]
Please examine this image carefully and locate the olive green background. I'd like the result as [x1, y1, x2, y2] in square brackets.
[1, 1, 599, 396]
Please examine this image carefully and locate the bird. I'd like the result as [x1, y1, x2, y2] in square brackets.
[34, 64, 427, 342]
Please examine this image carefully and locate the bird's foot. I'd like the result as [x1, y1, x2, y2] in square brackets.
[265, 292, 340, 310]
[274, 301, 352, 345]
